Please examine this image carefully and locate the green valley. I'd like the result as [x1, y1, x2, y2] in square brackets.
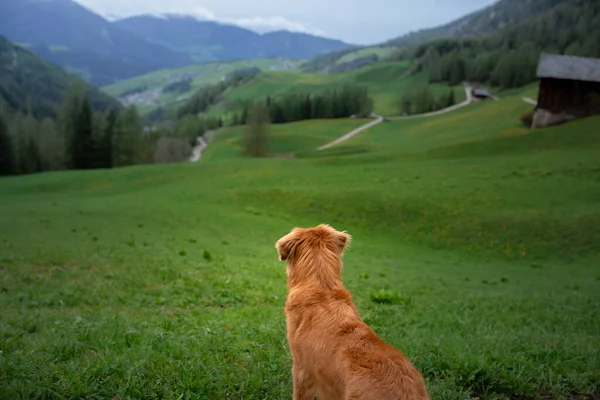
[2, 0, 600, 398]
[2, 85, 599, 398]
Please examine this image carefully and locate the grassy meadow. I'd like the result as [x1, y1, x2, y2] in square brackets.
[100, 59, 301, 114]
[1, 89, 599, 399]
[101, 58, 466, 118]
[202, 118, 371, 160]
[219, 61, 466, 117]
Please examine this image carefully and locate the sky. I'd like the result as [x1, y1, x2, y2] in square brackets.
[73, 0, 499, 45]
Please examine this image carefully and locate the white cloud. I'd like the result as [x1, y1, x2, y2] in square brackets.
[73, 0, 499, 45]
[77, 0, 324, 36]
[219, 16, 325, 35]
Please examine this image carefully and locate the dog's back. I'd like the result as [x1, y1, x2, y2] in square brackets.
[285, 286, 429, 400]
[277, 224, 430, 400]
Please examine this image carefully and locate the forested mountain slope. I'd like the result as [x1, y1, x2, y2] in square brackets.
[0, 35, 121, 119]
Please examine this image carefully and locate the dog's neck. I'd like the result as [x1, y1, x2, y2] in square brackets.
[285, 253, 345, 293]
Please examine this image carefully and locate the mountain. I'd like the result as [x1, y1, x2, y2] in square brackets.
[300, 0, 571, 73]
[114, 15, 353, 62]
[259, 31, 352, 59]
[0, 0, 194, 86]
[383, 0, 568, 47]
[0, 35, 121, 120]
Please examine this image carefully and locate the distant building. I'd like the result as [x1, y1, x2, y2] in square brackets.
[472, 88, 490, 100]
[532, 53, 600, 129]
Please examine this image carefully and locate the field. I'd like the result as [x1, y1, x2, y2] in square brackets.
[203, 118, 371, 160]
[211, 61, 466, 118]
[101, 58, 466, 118]
[1, 89, 599, 399]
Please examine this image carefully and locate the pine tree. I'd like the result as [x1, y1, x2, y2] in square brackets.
[103, 108, 118, 168]
[71, 96, 93, 169]
[114, 106, 143, 166]
[243, 102, 271, 157]
[447, 90, 456, 107]
[60, 82, 85, 169]
[39, 117, 65, 171]
[0, 112, 15, 175]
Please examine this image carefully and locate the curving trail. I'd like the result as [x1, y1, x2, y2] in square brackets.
[317, 114, 384, 151]
[189, 130, 214, 163]
[316, 85, 474, 151]
[189, 85, 489, 159]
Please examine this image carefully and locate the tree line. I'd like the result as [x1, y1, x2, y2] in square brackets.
[0, 82, 205, 177]
[177, 67, 262, 119]
[230, 84, 373, 126]
[400, 85, 457, 115]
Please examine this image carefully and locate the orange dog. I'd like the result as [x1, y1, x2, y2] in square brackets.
[276, 224, 430, 400]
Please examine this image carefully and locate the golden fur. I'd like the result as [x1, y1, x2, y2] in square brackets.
[275, 224, 430, 400]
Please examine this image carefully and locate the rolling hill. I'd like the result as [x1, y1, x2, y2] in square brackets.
[114, 15, 353, 62]
[194, 61, 467, 119]
[0, 34, 121, 119]
[1, 84, 598, 399]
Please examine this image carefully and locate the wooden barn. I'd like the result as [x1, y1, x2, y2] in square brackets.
[472, 88, 491, 100]
[532, 53, 600, 128]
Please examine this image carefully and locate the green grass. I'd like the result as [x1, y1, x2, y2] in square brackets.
[1, 89, 599, 399]
[203, 118, 371, 160]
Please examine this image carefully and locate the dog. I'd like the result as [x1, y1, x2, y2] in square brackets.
[276, 224, 430, 400]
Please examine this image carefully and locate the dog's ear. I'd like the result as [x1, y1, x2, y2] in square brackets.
[275, 232, 299, 261]
[335, 230, 351, 255]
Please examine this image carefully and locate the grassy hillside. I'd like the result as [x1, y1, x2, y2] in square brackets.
[207, 61, 466, 118]
[1, 88, 599, 399]
[105, 58, 467, 119]
[102, 59, 300, 115]
[203, 118, 370, 160]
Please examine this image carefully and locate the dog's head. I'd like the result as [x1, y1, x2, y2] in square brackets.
[275, 224, 351, 264]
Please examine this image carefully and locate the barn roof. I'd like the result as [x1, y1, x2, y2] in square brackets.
[537, 53, 600, 83]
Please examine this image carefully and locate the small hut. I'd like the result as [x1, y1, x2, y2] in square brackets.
[532, 53, 600, 128]
[472, 88, 490, 100]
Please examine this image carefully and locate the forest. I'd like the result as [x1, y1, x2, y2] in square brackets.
[0, 82, 195, 177]
[394, 0, 600, 88]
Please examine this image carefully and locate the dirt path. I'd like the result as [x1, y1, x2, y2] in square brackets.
[317, 114, 384, 151]
[316, 85, 474, 151]
[190, 85, 481, 159]
[189, 131, 214, 162]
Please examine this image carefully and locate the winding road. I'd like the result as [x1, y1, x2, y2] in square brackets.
[317, 114, 384, 151]
[315, 85, 474, 151]
[190, 84, 506, 160]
